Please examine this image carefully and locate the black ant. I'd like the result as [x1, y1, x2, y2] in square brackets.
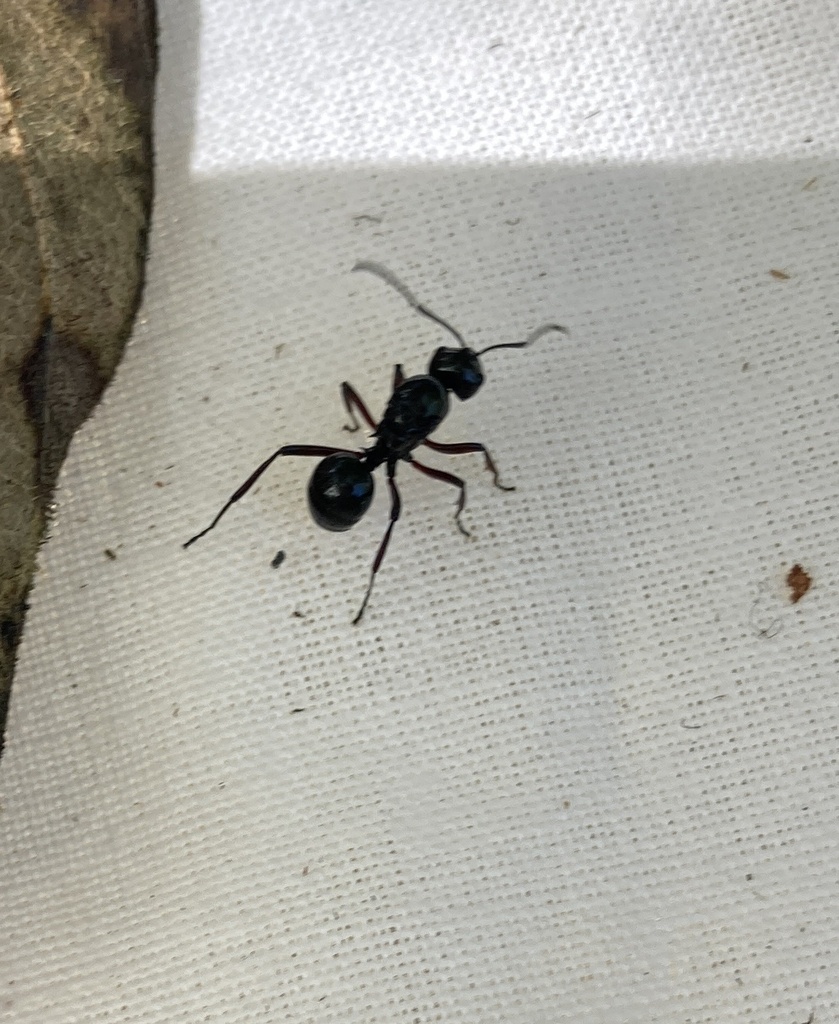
[184, 262, 567, 623]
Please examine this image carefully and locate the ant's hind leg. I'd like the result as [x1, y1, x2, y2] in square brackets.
[341, 382, 377, 433]
[354, 464, 402, 624]
[408, 457, 470, 538]
[184, 444, 355, 548]
[422, 437, 515, 491]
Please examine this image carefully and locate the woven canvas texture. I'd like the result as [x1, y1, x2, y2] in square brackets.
[3, 1, 839, 1021]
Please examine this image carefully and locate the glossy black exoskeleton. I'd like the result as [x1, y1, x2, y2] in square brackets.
[184, 261, 567, 623]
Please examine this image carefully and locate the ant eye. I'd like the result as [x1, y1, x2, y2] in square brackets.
[308, 454, 374, 531]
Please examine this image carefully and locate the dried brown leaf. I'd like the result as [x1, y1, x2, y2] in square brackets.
[0, 0, 156, 753]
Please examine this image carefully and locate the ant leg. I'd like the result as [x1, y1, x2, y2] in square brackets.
[393, 364, 405, 389]
[354, 463, 401, 625]
[352, 261, 468, 349]
[422, 437, 515, 491]
[408, 457, 470, 538]
[184, 444, 356, 548]
[341, 382, 377, 433]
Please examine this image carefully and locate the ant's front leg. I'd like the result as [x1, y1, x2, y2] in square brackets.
[422, 437, 515, 491]
[393, 364, 405, 389]
[341, 382, 377, 434]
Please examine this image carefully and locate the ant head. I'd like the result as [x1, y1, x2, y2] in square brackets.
[428, 346, 484, 401]
[308, 453, 374, 531]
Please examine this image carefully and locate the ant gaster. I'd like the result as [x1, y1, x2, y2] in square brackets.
[184, 262, 567, 623]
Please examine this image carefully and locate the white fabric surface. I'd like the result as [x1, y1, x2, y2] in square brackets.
[3, 1, 839, 1020]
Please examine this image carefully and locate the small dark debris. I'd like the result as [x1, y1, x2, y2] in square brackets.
[745, 873, 753, 881]
[802, 177, 819, 191]
[680, 719, 702, 730]
[104, 548, 117, 561]
[292, 609, 306, 619]
[487, 40, 504, 51]
[582, 109, 602, 120]
[202, 396, 210, 402]
[797, 1012, 815, 1024]
[154, 481, 165, 488]
[271, 550, 286, 569]
[291, 707, 306, 714]
[757, 623, 780, 639]
[274, 344, 285, 358]
[742, 361, 750, 371]
[769, 269, 791, 280]
[786, 564, 811, 604]
[302, 865, 309, 875]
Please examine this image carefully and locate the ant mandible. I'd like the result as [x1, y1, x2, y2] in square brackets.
[184, 262, 567, 623]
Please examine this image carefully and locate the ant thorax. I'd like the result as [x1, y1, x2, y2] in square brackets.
[373, 376, 450, 459]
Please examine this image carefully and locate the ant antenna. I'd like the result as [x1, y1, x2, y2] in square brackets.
[478, 322, 568, 357]
[352, 260, 468, 349]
